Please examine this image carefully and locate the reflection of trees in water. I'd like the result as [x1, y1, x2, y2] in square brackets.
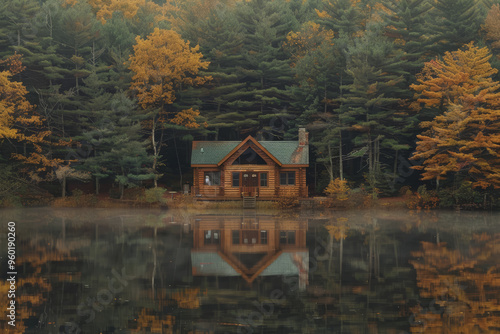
[131, 308, 175, 333]
[130, 287, 205, 333]
[410, 234, 500, 333]
[0, 232, 78, 333]
[307, 213, 417, 333]
[4, 209, 499, 333]
[0, 210, 194, 333]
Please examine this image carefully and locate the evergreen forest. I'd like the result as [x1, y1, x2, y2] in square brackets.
[1, 0, 500, 207]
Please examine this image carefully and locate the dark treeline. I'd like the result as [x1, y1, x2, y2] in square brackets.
[1, 0, 500, 205]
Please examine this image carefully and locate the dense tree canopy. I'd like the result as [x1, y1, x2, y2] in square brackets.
[1, 0, 500, 199]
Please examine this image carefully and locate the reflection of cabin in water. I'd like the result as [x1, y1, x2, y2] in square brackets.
[191, 215, 308, 289]
[190, 128, 309, 200]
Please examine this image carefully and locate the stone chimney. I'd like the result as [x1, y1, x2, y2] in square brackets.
[299, 127, 308, 146]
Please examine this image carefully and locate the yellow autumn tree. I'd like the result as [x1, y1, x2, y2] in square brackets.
[128, 28, 211, 186]
[324, 177, 350, 200]
[410, 43, 500, 112]
[63, 0, 177, 25]
[0, 54, 63, 180]
[410, 43, 500, 189]
[0, 55, 31, 140]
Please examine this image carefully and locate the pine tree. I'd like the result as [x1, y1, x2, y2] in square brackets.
[316, 0, 367, 38]
[230, 0, 299, 136]
[82, 92, 154, 198]
[427, 0, 482, 54]
[76, 65, 114, 194]
[175, 3, 246, 140]
[53, 1, 97, 93]
[340, 22, 412, 193]
[107, 93, 154, 199]
[285, 21, 342, 180]
[0, 0, 40, 57]
[383, 0, 434, 80]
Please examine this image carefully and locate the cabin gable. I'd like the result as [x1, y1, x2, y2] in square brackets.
[222, 140, 277, 167]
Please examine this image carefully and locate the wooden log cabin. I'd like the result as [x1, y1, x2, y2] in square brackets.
[191, 215, 309, 288]
[191, 128, 309, 199]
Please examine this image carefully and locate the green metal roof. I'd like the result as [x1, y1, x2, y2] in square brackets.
[261, 141, 309, 165]
[191, 139, 309, 165]
[191, 141, 239, 165]
[191, 251, 309, 277]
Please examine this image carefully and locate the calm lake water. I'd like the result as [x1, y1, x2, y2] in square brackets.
[1, 208, 499, 333]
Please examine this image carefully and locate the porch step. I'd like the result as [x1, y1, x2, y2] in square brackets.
[242, 196, 256, 209]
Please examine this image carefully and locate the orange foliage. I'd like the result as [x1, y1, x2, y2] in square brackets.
[325, 217, 349, 241]
[1, 53, 25, 75]
[410, 236, 500, 333]
[0, 54, 33, 140]
[63, 0, 178, 25]
[0, 237, 77, 333]
[170, 287, 201, 309]
[410, 43, 500, 189]
[324, 178, 350, 200]
[315, 9, 331, 19]
[406, 192, 439, 210]
[129, 28, 211, 110]
[131, 308, 175, 333]
[170, 108, 201, 128]
[0, 54, 64, 180]
[410, 43, 500, 111]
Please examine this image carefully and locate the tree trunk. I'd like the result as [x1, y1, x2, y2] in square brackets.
[120, 180, 124, 200]
[393, 149, 398, 177]
[327, 143, 334, 181]
[173, 132, 183, 189]
[339, 131, 343, 181]
[368, 138, 373, 174]
[152, 226, 157, 300]
[62, 176, 66, 198]
[328, 233, 333, 273]
[152, 118, 158, 188]
[339, 230, 343, 281]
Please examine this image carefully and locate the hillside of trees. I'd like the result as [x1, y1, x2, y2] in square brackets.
[1, 0, 499, 207]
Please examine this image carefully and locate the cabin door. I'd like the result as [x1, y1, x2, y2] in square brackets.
[241, 172, 258, 197]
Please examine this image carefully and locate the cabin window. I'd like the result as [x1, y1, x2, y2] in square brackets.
[232, 172, 240, 187]
[204, 171, 220, 186]
[260, 173, 268, 187]
[279, 231, 296, 245]
[204, 230, 220, 245]
[280, 172, 295, 185]
[232, 230, 240, 244]
[232, 147, 267, 165]
[260, 230, 268, 244]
